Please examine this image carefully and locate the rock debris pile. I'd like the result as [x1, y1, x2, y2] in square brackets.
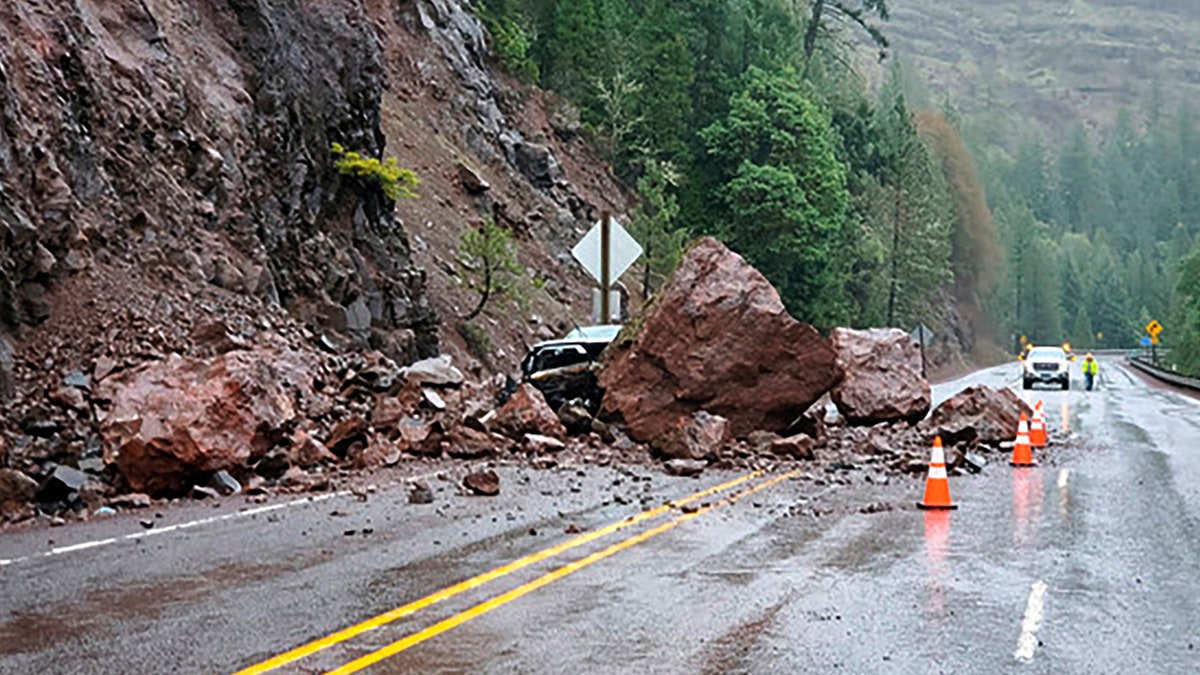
[1, 239, 1030, 527]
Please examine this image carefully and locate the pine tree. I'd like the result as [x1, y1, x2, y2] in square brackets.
[701, 66, 849, 324]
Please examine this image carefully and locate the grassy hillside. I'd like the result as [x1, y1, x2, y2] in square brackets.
[884, 0, 1200, 134]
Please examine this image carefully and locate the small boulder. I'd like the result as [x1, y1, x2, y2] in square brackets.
[254, 449, 292, 480]
[50, 386, 88, 411]
[399, 418, 440, 456]
[37, 465, 88, 503]
[664, 458, 707, 477]
[556, 400, 594, 435]
[457, 161, 491, 194]
[0, 468, 39, 504]
[97, 349, 312, 495]
[327, 416, 370, 457]
[768, 434, 817, 460]
[403, 355, 465, 388]
[463, 470, 500, 496]
[210, 470, 242, 496]
[109, 493, 152, 509]
[408, 481, 434, 504]
[657, 411, 729, 461]
[921, 385, 1034, 446]
[522, 433, 566, 454]
[444, 426, 499, 459]
[290, 431, 338, 469]
[493, 383, 567, 440]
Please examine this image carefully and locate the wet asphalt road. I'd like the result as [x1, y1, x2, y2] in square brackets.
[2, 355, 1198, 674]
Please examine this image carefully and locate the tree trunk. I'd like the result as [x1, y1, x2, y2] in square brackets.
[803, 0, 825, 63]
[887, 185, 903, 327]
[465, 257, 492, 321]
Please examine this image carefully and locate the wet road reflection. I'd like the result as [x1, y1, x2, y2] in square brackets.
[1011, 468, 1043, 547]
[923, 511, 951, 617]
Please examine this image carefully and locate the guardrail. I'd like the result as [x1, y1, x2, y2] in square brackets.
[1127, 356, 1200, 392]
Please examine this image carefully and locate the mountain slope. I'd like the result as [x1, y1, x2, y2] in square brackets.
[886, 0, 1200, 132]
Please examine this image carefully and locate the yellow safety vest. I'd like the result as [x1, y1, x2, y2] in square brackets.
[1082, 359, 1098, 375]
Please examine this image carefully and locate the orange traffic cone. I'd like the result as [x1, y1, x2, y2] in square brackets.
[1030, 401, 1048, 448]
[1011, 413, 1036, 467]
[918, 436, 957, 510]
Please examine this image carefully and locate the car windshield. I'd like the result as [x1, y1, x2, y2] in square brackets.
[1028, 347, 1066, 360]
[562, 325, 622, 341]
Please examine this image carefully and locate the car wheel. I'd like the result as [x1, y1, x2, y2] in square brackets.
[1023, 378, 1032, 390]
[1062, 379, 1070, 391]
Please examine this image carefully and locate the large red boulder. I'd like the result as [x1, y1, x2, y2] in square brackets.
[600, 237, 843, 441]
[97, 350, 313, 495]
[829, 328, 931, 425]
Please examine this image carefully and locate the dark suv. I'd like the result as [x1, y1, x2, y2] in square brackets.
[520, 325, 621, 412]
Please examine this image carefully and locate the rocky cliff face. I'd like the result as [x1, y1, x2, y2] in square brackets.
[1, 0, 436, 356]
[0, 0, 633, 493]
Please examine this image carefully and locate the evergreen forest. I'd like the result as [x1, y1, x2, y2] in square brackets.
[476, 0, 1200, 373]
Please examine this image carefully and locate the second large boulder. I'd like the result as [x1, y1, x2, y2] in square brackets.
[600, 237, 843, 441]
[829, 328, 931, 425]
[97, 350, 313, 495]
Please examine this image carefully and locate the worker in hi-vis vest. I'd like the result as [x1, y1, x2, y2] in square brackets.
[1082, 353, 1099, 391]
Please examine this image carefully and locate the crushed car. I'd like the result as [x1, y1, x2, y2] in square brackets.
[520, 325, 621, 413]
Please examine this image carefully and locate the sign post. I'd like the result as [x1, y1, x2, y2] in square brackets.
[1146, 319, 1164, 366]
[571, 213, 643, 324]
[600, 211, 612, 325]
[911, 324, 935, 378]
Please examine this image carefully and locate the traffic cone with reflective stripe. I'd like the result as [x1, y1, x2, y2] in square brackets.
[1011, 413, 1036, 467]
[918, 436, 957, 510]
[1030, 401, 1048, 448]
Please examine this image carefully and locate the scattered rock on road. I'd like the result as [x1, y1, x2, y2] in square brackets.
[769, 434, 817, 460]
[408, 481, 435, 504]
[600, 237, 843, 441]
[210, 470, 242, 496]
[463, 470, 501, 496]
[664, 458, 707, 477]
[109, 493, 152, 509]
[522, 433, 566, 454]
[829, 328, 931, 426]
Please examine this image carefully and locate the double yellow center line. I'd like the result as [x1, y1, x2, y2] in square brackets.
[234, 469, 796, 675]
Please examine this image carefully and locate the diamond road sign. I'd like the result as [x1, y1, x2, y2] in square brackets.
[1145, 319, 1163, 337]
[910, 324, 935, 343]
[571, 218, 643, 284]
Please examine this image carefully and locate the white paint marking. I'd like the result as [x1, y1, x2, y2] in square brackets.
[0, 467, 457, 568]
[1056, 469, 1070, 490]
[1014, 581, 1049, 661]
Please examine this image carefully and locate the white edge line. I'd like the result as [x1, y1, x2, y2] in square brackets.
[1014, 580, 1049, 661]
[1056, 469, 1070, 490]
[0, 467, 450, 568]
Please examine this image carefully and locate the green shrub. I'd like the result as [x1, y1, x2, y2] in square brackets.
[457, 218, 525, 321]
[484, 15, 539, 83]
[330, 143, 419, 201]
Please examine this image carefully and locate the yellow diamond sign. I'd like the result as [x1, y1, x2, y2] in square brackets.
[1146, 319, 1163, 337]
